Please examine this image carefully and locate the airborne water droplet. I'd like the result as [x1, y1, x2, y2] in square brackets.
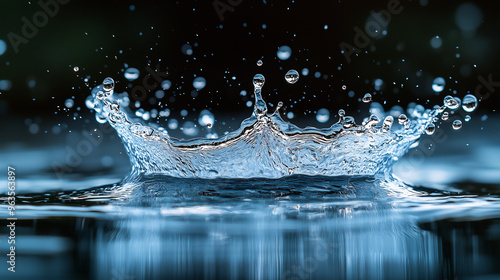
[102, 77, 115, 92]
[462, 94, 478, 112]
[452, 119, 462, 130]
[442, 111, 449, 120]
[465, 115, 471, 122]
[124, 68, 140, 81]
[277, 45, 292, 60]
[193, 77, 206, 90]
[432, 77, 445, 93]
[316, 108, 330, 123]
[443, 95, 460, 110]
[73, 66, 79, 72]
[256, 59, 263, 66]
[362, 93, 372, 103]
[285, 69, 299, 84]
[425, 123, 436, 135]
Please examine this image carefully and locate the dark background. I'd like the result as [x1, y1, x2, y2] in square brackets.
[0, 0, 499, 141]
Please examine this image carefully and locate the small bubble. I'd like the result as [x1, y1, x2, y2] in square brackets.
[362, 93, 372, 103]
[452, 119, 462, 130]
[285, 69, 299, 84]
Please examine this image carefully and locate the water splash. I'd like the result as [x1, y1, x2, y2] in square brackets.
[88, 74, 475, 179]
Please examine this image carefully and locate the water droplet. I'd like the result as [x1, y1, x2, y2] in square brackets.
[256, 59, 263, 66]
[277, 45, 292, 60]
[465, 115, 471, 122]
[181, 44, 193, 55]
[198, 109, 215, 127]
[338, 109, 345, 117]
[316, 108, 330, 123]
[85, 95, 94, 109]
[182, 121, 199, 136]
[382, 116, 394, 132]
[444, 95, 460, 110]
[124, 68, 140, 81]
[432, 77, 445, 93]
[462, 94, 478, 112]
[343, 116, 356, 128]
[65, 99, 74, 108]
[73, 66, 79, 72]
[430, 36, 442, 49]
[425, 123, 436, 135]
[161, 80, 172, 90]
[168, 119, 178, 130]
[398, 114, 408, 125]
[102, 77, 115, 92]
[193, 77, 206, 90]
[364, 115, 380, 129]
[441, 111, 449, 121]
[253, 74, 265, 89]
[452, 120, 462, 130]
[342, 85, 347, 90]
[362, 93, 372, 103]
[285, 69, 299, 84]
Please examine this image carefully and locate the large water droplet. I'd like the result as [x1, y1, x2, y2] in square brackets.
[102, 77, 115, 92]
[285, 69, 299, 84]
[277, 45, 292, 60]
[462, 94, 478, 112]
[124, 68, 140, 81]
[316, 108, 330, 123]
[432, 77, 445, 93]
[253, 74, 265, 89]
[193, 77, 206, 90]
[452, 120, 462, 130]
[444, 95, 460, 110]
[362, 93, 372, 103]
